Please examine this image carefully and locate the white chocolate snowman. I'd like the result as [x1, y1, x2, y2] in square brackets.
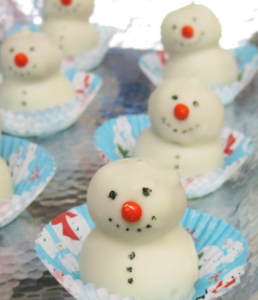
[161, 4, 238, 85]
[41, 0, 99, 57]
[134, 77, 225, 177]
[0, 30, 76, 112]
[80, 158, 198, 300]
[0, 114, 13, 202]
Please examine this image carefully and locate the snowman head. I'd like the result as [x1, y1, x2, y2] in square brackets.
[87, 158, 187, 242]
[43, 0, 94, 20]
[148, 77, 224, 146]
[161, 4, 221, 54]
[0, 30, 62, 81]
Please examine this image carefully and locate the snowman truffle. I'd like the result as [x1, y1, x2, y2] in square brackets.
[161, 4, 238, 85]
[41, 0, 99, 57]
[0, 114, 13, 202]
[134, 77, 225, 177]
[80, 158, 198, 300]
[0, 30, 76, 112]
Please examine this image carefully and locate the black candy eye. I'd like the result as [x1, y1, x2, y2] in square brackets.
[193, 101, 199, 107]
[10, 48, 14, 53]
[172, 25, 177, 30]
[193, 17, 197, 22]
[108, 190, 117, 200]
[30, 47, 35, 51]
[172, 95, 178, 100]
[142, 187, 152, 197]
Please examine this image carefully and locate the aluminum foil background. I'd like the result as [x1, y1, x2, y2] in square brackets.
[0, 1, 258, 300]
[1, 0, 258, 49]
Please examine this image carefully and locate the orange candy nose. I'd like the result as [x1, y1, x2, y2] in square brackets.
[14, 53, 29, 68]
[121, 201, 142, 223]
[174, 104, 189, 120]
[181, 25, 194, 39]
[60, 0, 72, 5]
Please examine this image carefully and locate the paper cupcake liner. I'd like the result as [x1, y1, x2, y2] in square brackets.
[0, 69, 102, 137]
[0, 134, 56, 227]
[94, 114, 253, 199]
[7, 23, 116, 71]
[35, 204, 248, 300]
[139, 44, 258, 105]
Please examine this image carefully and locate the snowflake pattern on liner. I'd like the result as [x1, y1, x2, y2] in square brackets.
[0, 135, 56, 227]
[35, 204, 248, 300]
[139, 44, 258, 105]
[94, 115, 253, 199]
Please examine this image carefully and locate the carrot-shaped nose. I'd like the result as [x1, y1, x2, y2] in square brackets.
[181, 25, 194, 39]
[121, 201, 142, 223]
[174, 104, 189, 120]
[14, 53, 28, 68]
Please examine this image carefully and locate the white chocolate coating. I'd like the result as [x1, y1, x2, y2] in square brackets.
[0, 115, 13, 202]
[134, 78, 225, 177]
[135, 129, 224, 177]
[0, 31, 76, 112]
[80, 158, 198, 300]
[161, 4, 238, 85]
[41, 0, 98, 57]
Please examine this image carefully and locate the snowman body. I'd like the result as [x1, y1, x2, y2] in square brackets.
[81, 225, 196, 300]
[161, 4, 238, 85]
[0, 31, 75, 112]
[80, 158, 198, 300]
[134, 78, 225, 178]
[0, 115, 13, 202]
[41, 0, 98, 57]
[135, 130, 223, 177]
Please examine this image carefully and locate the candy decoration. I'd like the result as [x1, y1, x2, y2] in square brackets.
[121, 201, 142, 223]
[181, 25, 194, 39]
[14, 53, 28, 67]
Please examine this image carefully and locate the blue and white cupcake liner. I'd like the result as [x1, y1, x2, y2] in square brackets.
[0, 70, 102, 137]
[0, 135, 56, 228]
[139, 45, 258, 105]
[35, 204, 248, 300]
[8, 23, 116, 71]
[94, 114, 253, 199]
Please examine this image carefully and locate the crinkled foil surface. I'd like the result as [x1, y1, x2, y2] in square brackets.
[0, 0, 258, 299]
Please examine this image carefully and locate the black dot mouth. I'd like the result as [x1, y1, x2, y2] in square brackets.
[108, 218, 154, 232]
[174, 32, 204, 48]
[161, 117, 200, 134]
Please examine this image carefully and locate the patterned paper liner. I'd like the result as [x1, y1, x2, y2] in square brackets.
[0, 69, 102, 137]
[139, 44, 258, 105]
[0, 134, 56, 228]
[7, 23, 116, 71]
[94, 114, 253, 199]
[35, 204, 248, 300]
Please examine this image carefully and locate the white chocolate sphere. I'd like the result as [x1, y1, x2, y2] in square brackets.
[0, 30, 61, 81]
[148, 77, 224, 146]
[135, 130, 224, 177]
[0, 114, 13, 202]
[41, 0, 99, 57]
[134, 78, 225, 177]
[80, 158, 198, 300]
[0, 31, 76, 112]
[161, 4, 221, 54]
[161, 4, 238, 85]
